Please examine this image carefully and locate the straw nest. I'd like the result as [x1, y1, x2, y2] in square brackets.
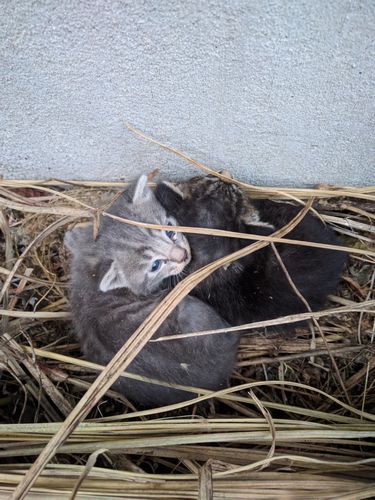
[0, 133, 374, 499]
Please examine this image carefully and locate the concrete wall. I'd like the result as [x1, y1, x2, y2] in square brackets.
[1, 0, 374, 186]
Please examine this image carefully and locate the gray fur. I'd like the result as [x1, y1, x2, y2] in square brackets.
[65, 175, 239, 408]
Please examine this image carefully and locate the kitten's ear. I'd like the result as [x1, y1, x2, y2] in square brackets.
[64, 224, 93, 253]
[99, 260, 128, 292]
[131, 174, 153, 204]
[155, 181, 184, 211]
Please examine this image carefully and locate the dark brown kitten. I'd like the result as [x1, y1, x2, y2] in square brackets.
[155, 174, 347, 328]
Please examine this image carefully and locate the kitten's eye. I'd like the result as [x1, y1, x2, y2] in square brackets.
[151, 259, 162, 272]
[166, 222, 177, 242]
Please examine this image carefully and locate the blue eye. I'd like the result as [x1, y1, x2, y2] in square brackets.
[151, 259, 162, 272]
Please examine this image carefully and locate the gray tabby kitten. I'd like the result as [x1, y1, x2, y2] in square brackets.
[64, 175, 239, 408]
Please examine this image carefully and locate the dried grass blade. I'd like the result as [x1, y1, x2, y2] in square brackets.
[0, 197, 88, 217]
[248, 389, 276, 470]
[151, 299, 375, 341]
[126, 123, 375, 201]
[198, 462, 213, 500]
[69, 448, 108, 500]
[0, 310, 69, 319]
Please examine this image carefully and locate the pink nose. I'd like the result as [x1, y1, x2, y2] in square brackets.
[170, 247, 188, 263]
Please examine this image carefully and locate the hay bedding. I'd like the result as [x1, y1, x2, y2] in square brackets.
[0, 151, 374, 498]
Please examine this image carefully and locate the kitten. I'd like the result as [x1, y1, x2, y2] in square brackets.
[64, 175, 239, 408]
[155, 174, 347, 328]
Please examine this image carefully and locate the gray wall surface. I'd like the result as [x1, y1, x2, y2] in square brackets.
[0, 0, 374, 186]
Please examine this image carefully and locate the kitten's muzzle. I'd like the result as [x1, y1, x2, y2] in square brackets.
[171, 246, 189, 263]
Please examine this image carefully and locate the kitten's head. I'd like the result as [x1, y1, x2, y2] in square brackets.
[155, 173, 273, 270]
[155, 174, 244, 231]
[155, 173, 272, 230]
[154, 174, 243, 270]
[64, 175, 191, 296]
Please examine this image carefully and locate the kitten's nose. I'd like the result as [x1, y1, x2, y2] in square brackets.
[171, 246, 188, 263]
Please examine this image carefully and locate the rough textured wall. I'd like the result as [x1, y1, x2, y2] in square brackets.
[0, 0, 374, 185]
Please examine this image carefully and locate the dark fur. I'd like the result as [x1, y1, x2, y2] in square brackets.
[155, 175, 347, 327]
[65, 176, 239, 408]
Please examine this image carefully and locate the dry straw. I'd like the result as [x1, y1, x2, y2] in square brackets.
[0, 127, 374, 499]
